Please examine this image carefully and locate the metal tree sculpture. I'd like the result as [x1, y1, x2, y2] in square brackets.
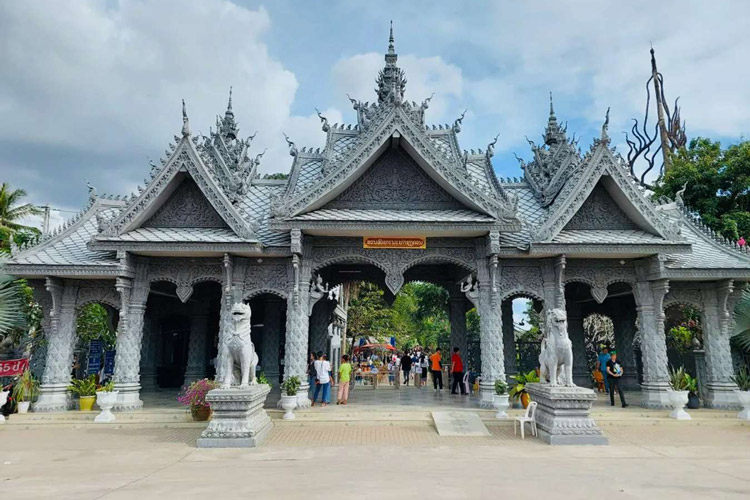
[625, 48, 687, 189]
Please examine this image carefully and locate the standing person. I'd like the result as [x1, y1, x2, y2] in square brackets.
[312, 352, 332, 407]
[393, 354, 401, 389]
[413, 354, 422, 389]
[307, 352, 317, 400]
[450, 347, 467, 395]
[606, 350, 628, 408]
[430, 348, 443, 393]
[337, 354, 352, 405]
[596, 346, 611, 394]
[420, 353, 429, 387]
[401, 352, 412, 386]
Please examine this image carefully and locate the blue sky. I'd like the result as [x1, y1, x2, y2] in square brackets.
[1, 0, 749, 227]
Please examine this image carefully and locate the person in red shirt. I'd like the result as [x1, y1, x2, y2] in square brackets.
[450, 347, 467, 395]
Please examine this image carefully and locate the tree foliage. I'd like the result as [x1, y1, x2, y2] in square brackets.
[653, 138, 750, 241]
[76, 303, 117, 349]
[0, 183, 42, 251]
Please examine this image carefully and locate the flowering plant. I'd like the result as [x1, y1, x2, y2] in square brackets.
[177, 378, 218, 409]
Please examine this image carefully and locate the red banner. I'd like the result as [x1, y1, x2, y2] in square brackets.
[0, 358, 29, 377]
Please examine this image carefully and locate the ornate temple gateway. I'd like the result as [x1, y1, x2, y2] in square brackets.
[8, 29, 750, 412]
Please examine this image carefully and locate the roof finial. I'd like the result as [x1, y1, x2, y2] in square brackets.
[601, 107, 611, 144]
[388, 20, 395, 55]
[549, 91, 555, 116]
[181, 99, 190, 138]
[228, 86, 233, 112]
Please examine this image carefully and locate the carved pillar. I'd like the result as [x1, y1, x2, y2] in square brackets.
[635, 278, 671, 408]
[702, 281, 741, 408]
[184, 314, 209, 383]
[477, 255, 504, 408]
[34, 278, 79, 412]
[449, 290, 468, 365]
[284, 232, 312, 407]
[114, 262, 150, 410]
[260, 298, 284, 385]
[501, 299, 517, 379]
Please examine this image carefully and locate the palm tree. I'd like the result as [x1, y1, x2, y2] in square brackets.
[0, 183, 42, 250]
[0, 270, 25, 337]
[733, 289, 750, 352]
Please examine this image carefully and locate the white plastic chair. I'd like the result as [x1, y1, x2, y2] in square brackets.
[463, 372, 471, 394]
[514, 401, 538, 439]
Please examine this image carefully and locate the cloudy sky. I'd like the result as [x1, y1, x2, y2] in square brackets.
[1, 0, 749, 230]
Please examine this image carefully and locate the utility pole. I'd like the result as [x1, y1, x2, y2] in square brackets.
[651, 47, 672, 174]
[41, 205, 50, 236]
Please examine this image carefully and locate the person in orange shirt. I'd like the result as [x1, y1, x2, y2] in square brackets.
[429, 348, 443, 393]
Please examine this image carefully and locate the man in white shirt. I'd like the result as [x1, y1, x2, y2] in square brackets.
[312, 352, 332, 407]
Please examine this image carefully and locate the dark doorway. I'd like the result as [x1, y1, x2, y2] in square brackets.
[158, 315, 190, 388]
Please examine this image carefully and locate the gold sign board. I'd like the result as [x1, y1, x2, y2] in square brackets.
[363, 237, 426, 249]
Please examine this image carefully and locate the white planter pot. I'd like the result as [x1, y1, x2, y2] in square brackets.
[17, 401, 30, 414]
[668, 390, 691, 420]
[0, 391, 8, 423]
[735, 390, 750, 420]
[280, 394, 297, 420]
[493, 394, 510, 419]
[94, 390, 119, 423]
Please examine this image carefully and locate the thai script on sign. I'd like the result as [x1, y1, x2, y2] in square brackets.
[363, 237, 426, 249]
[0, 358, 29, 377]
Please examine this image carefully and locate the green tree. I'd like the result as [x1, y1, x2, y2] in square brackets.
[346, 282, 393, 349]
[76, 303, 117, 349]
[262, 173, 289, 180]
[0, 271, 25, 337]
[0, 183, 42, 251]
[654, 138, 750, 240]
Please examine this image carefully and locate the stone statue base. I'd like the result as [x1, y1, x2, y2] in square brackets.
[197, 385, 273, 448]
[526, 383, 608, 446]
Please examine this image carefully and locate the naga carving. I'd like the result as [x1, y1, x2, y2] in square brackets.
[539, 308, 574, 387]
[219, 303, 259, 389]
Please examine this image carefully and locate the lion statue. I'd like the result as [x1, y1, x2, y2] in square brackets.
[538, 308, 575, 387]
[219, 302, 259, 389]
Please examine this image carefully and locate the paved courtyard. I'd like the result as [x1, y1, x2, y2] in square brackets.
[2, 419, 749, 500]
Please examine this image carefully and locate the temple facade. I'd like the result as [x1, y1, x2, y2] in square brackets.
[8, 29, 750, 412]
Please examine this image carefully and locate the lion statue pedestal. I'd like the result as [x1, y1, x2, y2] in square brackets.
[527, 308, 607, 446]
[197, 303, 273, 448]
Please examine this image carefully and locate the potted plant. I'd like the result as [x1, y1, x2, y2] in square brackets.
[667, 366, 691, 420]
[731, 367, 750, 420]
[12, 369, 39, 414]
[257, 371, 270, 385]
[685, 373, 700, 409]
[493, 379, 510, 419]
[509, 370, 540, 409]
[68, 375, 98, 411]
[94, 380, 119, 423]
[178, 378, 218, 422]
[280, 376, 300, 420]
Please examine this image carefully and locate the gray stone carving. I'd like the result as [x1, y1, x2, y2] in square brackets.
[219, 303, 259, 389]
[526, 383, 608, 445]
[143, 178, 230, 229]
[539, 308, 575, 387]
[196, 385, 273, 448]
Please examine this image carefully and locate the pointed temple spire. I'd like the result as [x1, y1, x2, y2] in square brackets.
[544, 92, 565, 145]
[600, 106, 611, 145]
[221, 86, 238, 141]
[375, 21, 407, 104]
[181, 99, 190, 138]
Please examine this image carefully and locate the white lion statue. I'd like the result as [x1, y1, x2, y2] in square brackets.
[219, 302, 259, 389]
[538, 308, 575, 387]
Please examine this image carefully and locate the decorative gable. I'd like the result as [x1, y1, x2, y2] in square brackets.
[323, 147, 466, 211]
[142, 178, 230, 229]
[562, 182, 640, 231]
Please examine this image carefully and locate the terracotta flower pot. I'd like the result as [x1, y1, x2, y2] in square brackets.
[79, 395, 96, 411]
[191, 405, 211, 421]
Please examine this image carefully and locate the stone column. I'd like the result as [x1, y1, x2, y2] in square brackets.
[702, 281, 741, 408]
[284, 287, 311, 408]
[477, 254, 504, 408]
[261, 298, 283, 385]
[139, 312, 159, 390]
[501, 299, 517, 380]
[635, 279, 671, 408]
[114, 264, 150, 410]
[33, 279, 79, 412]
[184, 314, 208, 383]
[449, 292, 468, 365]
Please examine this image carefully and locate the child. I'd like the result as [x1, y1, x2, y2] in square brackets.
[337, 355, 352, 405]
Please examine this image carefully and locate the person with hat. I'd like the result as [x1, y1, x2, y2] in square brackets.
[596, 345, 611, 394]
[605, 350, 628, 408]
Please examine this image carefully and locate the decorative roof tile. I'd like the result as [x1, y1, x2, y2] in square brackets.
[292, 208, 495, 223]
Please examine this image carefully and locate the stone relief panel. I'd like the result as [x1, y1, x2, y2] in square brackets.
[663, 287, 704, 310]
[74, 281, 120, 311]
[563, 183, 640, 231]
[499, 265, 545, 302]
[148, 258, 223, 303]
[142, 178, 229, 229]
[239, 259, 291, 299]
[564, 260, 636, 304]
[323, 147, 466, 210]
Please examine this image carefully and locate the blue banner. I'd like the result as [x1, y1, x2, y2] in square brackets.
[389, 337, 396, 346]
[87, 340, 103, 376]
[104, 350, 116, 376]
